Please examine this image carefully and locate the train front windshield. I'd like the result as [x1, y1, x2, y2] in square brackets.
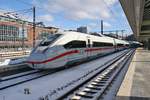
[39, 34, 62, 46]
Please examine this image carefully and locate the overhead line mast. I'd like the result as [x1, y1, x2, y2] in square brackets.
[33, 6, 36, 48]
[101, 20, 103, 35]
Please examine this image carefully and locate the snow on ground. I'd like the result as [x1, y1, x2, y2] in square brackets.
[0, 50, 127, 100]
[0, 57, 28, 67]
[0, 59, 11, 66]
[9, 57, 27, 65]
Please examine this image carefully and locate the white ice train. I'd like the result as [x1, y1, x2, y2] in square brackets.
[26, 31, 129, 69]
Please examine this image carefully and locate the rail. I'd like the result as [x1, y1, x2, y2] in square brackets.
[0, 51, 30, 57]
[54, 49, 135, 100]
[0, 50, 30, 62]
[0, 50, 131, 91]
[0, 49, 134, 100]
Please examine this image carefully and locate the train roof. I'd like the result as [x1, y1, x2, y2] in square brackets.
[52, 31, 115, 46]
[53, 31, 129, 46]
[59, 31, 115, 41]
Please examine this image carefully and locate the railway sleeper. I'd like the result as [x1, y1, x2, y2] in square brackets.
[91, 83, 105, 87]
[83, 90, 97, 94]
[75, 91, 94, 98]
[86, 86, 102, 90]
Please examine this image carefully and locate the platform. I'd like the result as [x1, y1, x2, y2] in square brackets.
[116, 48, 150, 100]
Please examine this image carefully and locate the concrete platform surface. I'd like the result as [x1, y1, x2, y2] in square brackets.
[116, 48, 150, 100]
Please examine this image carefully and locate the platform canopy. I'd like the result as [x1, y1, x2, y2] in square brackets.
[120, 0, 150, 42]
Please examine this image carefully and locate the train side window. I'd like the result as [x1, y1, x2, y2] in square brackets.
[64, 40, 86, 49]
[93, 42, 103, 47]
[93, 41, 113, 47]
[125, 44, 129, 46]
[117, 44, 124, 46]
[103, 43, 113, 46]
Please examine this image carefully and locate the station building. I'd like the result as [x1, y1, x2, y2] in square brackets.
[0, 15, 58, 50]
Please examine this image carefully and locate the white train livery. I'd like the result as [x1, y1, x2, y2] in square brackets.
[26, 31, 129, 69]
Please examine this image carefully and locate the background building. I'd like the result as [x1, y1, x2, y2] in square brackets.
[0, 15, 58, 51]
[77, 26, 88, 33]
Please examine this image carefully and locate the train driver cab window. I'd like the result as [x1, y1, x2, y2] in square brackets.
[39, 34, 62, 46]
[64, 40, 86, 49]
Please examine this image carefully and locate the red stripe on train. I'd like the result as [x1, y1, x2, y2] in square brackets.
[27, 50, 79, 64]
[27, 47, 115, 64]
[85, 47, 113, 52]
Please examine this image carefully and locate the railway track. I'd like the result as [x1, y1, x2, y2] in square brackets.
[1, 70, 40, 81]
[45, 49, 135, 100]
[0, 69, 58, 90]
[0, 49, 133, 95]
[0, 63, 32, 77]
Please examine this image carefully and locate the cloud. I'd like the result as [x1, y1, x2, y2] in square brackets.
[104, 0, 117, 6]
[37, 14, 54, 22]
[103, 22, 111, 28]
[35, 0, 117, 21]
[89, 22, 111, 28]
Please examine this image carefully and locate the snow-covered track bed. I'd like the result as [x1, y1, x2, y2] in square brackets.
[0, 51, 126, 90]
[1, 70, 40, 81]
[0, 70, 56, 90]
[0, 49, 134, 100]
[59, 49, 135, 100]
[0, 63, 32, 77]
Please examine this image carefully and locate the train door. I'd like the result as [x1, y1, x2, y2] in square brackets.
[113, 39, 117, 51]
[64, 40, 86, 63]
[86, 38, 91, 57]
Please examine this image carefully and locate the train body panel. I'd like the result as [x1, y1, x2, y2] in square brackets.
[26, 31, 129, 69]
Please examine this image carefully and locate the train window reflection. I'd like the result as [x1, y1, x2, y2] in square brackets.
[39, 34, 62, 46]
[64, 40, 86, 49]
[93, 41, 113, 47]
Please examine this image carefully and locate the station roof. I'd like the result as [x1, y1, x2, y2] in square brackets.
[120, 0, 150, 40]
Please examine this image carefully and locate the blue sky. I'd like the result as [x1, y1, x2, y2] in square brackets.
[0, 0, 132, 35]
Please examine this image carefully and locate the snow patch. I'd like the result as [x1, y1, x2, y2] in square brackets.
[0, 57, 27, 66]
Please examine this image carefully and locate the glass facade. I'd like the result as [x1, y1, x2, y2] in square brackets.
[0, 16, 29, 50]
[0, 25, 27, 41]
[0, 15, 58, 51]
[37, 31, 52, 40]
[0, 25, 19, 41]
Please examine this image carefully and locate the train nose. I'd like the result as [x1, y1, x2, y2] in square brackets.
[26, 53, 46, 69]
